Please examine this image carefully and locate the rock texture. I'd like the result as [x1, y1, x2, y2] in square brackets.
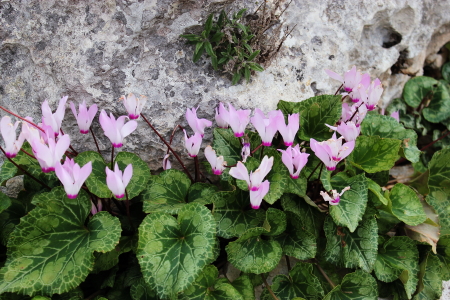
[1, 0, 450, 171]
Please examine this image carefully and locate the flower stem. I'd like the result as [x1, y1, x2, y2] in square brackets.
[421, 129, 450, 151]
[125, 189, 135, 231]
[251, 143, 263, 155]
[261, 274, 279, 300]
[346, 102, 363, 124]
[318, 163, 324, 180]
[166, 125, 183, 155]
[0, 145, 50, 190]
[307, 161, 323, 181]
[90, 127, 102, 155]
[140, 113, 193, 182]
[194, 156, 200, 182]
[334, 83, 343, 96]
[0, 105, 45, 132]
[315, 261, 336, 288]
[259, 145, 265, 161]
[110, 145, 114, 170]
[20, 148, 36, 159]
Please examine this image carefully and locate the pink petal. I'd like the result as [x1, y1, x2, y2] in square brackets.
[325, 69, 344, 83]
[229, 162, 250, 187]
[122, 164, 133, 188]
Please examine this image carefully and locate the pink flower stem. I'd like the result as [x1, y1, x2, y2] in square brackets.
[261, 274, 279, 300]
[259, 145, 265, 161]
[60, 128, 78, 155]
[140, 113, 193, 182]
[318, 163, 324, 181]
[0, 105, 45, 133]
[346, 102, 363, 124]
[0, 145, 50, 190]
[194, 156, 200, 182]
[166, 125, 184, 155]
[20, 148, 36, 159]
[334, 84, 343, 96]
[307, 161, 323, 181]
[110, 145, 114, 170]
[90, 127, 102, 155]
[251, 143, 263, 155]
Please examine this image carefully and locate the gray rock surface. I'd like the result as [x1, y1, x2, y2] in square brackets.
[1, 0, 450, 171]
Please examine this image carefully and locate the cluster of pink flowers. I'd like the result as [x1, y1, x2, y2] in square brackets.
[0, 93, 147, 207]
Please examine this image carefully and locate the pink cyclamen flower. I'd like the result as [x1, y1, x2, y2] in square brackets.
[320, 187, 351, 205]
[31, 134, 71, 173]
[186, 107, 212, 137]
[228, 103, 251, 137]
[55, 158, 92, 199]
[0, 116, 25, 158]
[241, 141, 250, 163]
[105, 163, 133, 199]
[390, 111, 400, 122]
[326, 121, 360, 142]
[250, 180, 270, 209]
[91, 198, 103, 215]
[340, 103, 368, 127]
[229, 155, 273, 191]
[21, 117, 41, 144]
[310, 133, 355, 171]
[365, 79, 383, 111]
[99, 110, 137, 148]
[162, 154, 172, 170]
[277, 113, 299, 146]
[120, 93, 147, 120]
[41, 96, 68, 136]
[215, 102, 229, 128]
[70, 101, 98, 134]
[205, 146, 227, 175]
[278, 145, 309, 179]
[251, 109, 283, 146]
[325, 66, 368, 93]
[183, 130, 202, 157]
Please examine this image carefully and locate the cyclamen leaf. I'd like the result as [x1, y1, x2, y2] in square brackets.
[374, 236, 419, 299]
[0, 187, 121, 296]
[348, 135, 401, 173]
[403, 76, 438, 108]
[115, 152, 151, 200]
[329, 173, 368, 232]
[323, 270, 378, 300]
[261, 262, 324, 300]
[426, 148, 450, 235]
[323, 215, 378, 272]
[423, 80, 450, 123]
[263, 208, 286, 236]
[388, 183, 426, 226]
[413, 252, 443, 300]
[443, 62, 450, 83]
[212, 128, 242, 165]
[0, 192, 11, 214]
[141, 169, 191, 214]
[262, 148, 288, 205]
[187, 182, 218, 205]
[229, 274, 254, 300]
[137, 203, 216, 299]
[212, 189, 265, 239]
[277, 95, 342, 141]
[130, 278, 157, 300]
[75, 151, 111, 198]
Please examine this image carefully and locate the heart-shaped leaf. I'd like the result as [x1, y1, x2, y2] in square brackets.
[403, 76, 438, 108]
[187, 182, 218, 205]
[137, 202, 216, 299]
[0, 187, 121, 296]
[114, 152, 151, 200]
[141, 169, 191, 214]
[213, 128, 242, 166]
[413, 252, 443, 300]
[323, 270, 378, 300]
[385, 183, 426, 226]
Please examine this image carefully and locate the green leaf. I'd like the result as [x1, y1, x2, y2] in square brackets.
[277, 96, 342, 141]
[443, 62, 450, 83]
[262, 148, 288, 205]
[0, 143, 36, 185]
[261, 262, 324, 300]
[75, 151, 111, 198]
[281, 193, 325, 237]
[272, 211, 317, 260]
[187, 182, 218, 205]
[130, 278, 157, 300]
[204, 42, 218, 70]
[0, 192, 11, 214]
[387, 183, 426, 226]
[348, 135, 401, 173]
[329, 173, 368, 232]
[323, 270, 378, 300]
[212, 128, 241, 165]
[229, 274, 254, 300]
[367, 178, 388, 205]
[212, 189, 265, 238]
[437, 235, 450, 281]
[248, 50, 260, 61]
[142, 169, 191, 214]
[193, 43, 205, 62]
[248, 63, 264, 72]
[427, 148, 450, 234]
[323, 215, 378, 272]
[226, 227, 282, 274]
[263, 208, 286, 236]
[361, 114, 421, 163]
[181, 265, 243, 300]
[374, 236, 419, 298]
[204, 14, 213, 36]
[403, 76, 438, 108]
[413, 252, 443, 300]
[0, 187, 121, 296]
[423, 80, 450, 123]
[137, 202, 216, 299]
[244, 65, 250, 82]
[115, 152, 151, 200]
[210, 31, 224, 44]
[232, 72, 241, 85]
